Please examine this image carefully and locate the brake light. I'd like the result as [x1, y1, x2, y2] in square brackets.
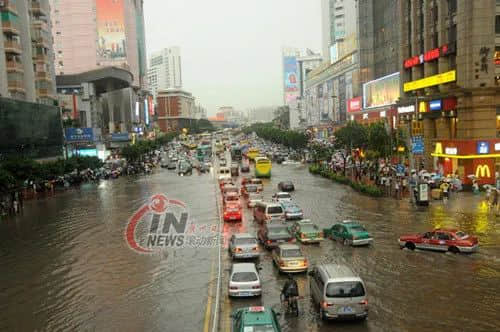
[321, 301, 333, 308]
[279, 260, 285, 267]
[252, 285, 260, 289]
[300, 233, 306, 239]
[319, 232, 324, 238]
[359, 299, 368, 305]
[288, 238, 295, 242]
[229, 286, 238, 290]
[235, 248, 242, 253]
[252, 247, 258, 251]
[266, 240, 272, 244]
[303, 259, 308, 266]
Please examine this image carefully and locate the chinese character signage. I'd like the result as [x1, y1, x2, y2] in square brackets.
[96, 0, 126, 61]
[477, 141, 489, 154]
[65, 128, 94, 142]
[412, 136, 424, 154]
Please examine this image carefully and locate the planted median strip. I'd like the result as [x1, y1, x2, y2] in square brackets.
[309, 165, 383, 197]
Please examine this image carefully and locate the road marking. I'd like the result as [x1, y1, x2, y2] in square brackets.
[203, 257, 216, 332]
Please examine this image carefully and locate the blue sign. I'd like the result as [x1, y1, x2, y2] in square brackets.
[111, 133, 130, 142]
[65, 127, 94, 142]
[396, 164, 406, 175]
[412, 136, 424, 154]
[429, 99, 442, 111]
[477, 141, 489, 154]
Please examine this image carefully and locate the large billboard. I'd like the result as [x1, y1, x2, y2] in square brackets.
[283, 56, 298, 103]
[96, 0, 127, 61]
[363, 72, 400, 109]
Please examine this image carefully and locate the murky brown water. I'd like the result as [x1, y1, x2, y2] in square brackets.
[1, 163, 499, 332]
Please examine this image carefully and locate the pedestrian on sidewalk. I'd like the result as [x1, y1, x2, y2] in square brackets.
[395, 179, 401, 200]
[402, 176, 408, 197]
[385, 176, 391, 197]
[13, 200, 18, 214]
[491, 189, 498, 214]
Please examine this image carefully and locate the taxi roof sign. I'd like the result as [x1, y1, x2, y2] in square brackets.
[248, 306, 265, 312]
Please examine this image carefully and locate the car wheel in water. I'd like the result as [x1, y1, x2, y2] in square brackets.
[405, 242, 416, 250]
[449, 246, 460, 254]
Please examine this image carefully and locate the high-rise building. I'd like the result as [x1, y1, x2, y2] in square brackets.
[321, 0, 358, 64]
[0, 0, 56, 104]
[397, 0, 500, 184]
[49, 0, 147, 89]
[147, 47, 182, 101]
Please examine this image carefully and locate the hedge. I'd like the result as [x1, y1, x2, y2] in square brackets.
[309, 165, 383, 197]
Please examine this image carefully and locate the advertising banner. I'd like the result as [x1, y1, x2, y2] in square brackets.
[96, 0, 126, 61]
[363, 72, 400, 109]
[65, 128, 94, 142]
[111, 132, 130, 142]
[283, 56, 298, 102]
[347, 96, 362, 113]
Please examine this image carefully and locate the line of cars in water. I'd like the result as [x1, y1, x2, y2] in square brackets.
[219, 167, 373, 330]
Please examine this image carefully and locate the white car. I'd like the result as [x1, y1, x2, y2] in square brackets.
[218, 167, 231, 181]
[247, 192, 264, 208]
[272, 192, 292, 203]
[228, 263, 262, 297]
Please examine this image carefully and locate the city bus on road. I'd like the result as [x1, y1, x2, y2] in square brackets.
[246, 148, 260, 161]
[254, 156, 271, 178]
[231, 145, 242, 161]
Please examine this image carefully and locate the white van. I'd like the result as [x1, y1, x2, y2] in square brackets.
[253, 202, 284, 223]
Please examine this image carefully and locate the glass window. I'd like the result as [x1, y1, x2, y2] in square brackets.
[282, 249, 302, 257]
[234, 238, 256, 245]
[326, 282, 365, 298]
[231, 272, 257, 282]
[496, 15, 500, 34]
[267, 206, 283, 214]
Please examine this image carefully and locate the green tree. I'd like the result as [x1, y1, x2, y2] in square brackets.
[333, 121, 368, 175]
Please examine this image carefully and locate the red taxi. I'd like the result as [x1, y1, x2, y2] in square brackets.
[399, 228, 479, 253]
[224, 203, 242, 222]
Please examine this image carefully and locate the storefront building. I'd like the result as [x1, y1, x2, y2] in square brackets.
[397, 0, 500, 184]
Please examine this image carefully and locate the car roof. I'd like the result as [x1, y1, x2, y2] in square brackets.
[321, 264, 361, 281]
[232, 263, 257, 273]
[278, 243, 300, 250]
[234, 233, 254, 239]
[238, 307, 274, 325]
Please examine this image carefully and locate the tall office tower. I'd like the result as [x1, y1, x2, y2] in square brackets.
[50, 0, 147, 89]
[0, 0, 57, 104]
[147, 47, 182, 101]
[321, 0, 358, 63]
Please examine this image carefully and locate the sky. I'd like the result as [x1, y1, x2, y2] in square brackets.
[144, 0, 322, 116]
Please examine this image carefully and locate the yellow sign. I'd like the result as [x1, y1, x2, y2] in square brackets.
[403, 70, 456, 92]
[397, 146, 405, 152]
[475, 164, 491, 178]
[419, 101, 427, 113]
[434, 142, 443, 154]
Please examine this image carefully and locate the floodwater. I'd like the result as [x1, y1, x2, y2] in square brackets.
[0, 162, 499, 332]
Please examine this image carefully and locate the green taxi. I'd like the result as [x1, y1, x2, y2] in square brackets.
[324, 220, 373, 246]
[231, 306, 281, 332]
[288, 219, 324, 244]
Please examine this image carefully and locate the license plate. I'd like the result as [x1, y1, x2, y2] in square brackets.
[277, 239, 285, 243]
[230, 216, 236, 220]
[340, 306, 353, 314]
[288, 261, 298, 266]
[239, 292, 251, 296]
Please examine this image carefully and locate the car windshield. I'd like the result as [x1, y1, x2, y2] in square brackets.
[347, 225, 366, 232]
[300, 225, 318, 233]
[226, 196, 238, 201]
[269, 226, 289, 236]
[267, 206, 283, 214]
[251, 180, 262, 185]
[326, 282, 365, 298]
[454, 231, 468, 239]
[232, 272, 257, 282]
[249, 193, 262, 199]
[227, 206, 239, 212]
[246, 185, 258, 192]
[235, 238, 256, 245]
[282, 249, 302, 258]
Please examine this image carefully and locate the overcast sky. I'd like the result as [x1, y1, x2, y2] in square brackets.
[144, 0, 322, 116]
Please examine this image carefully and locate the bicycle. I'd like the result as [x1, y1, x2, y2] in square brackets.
[280, 293, 299, 316]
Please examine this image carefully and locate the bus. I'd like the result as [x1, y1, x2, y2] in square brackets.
[231, 145, 242, 161]
[196, 145, 212, 162]
[254, 156, 272, 178]
[246, 148, 260, 161]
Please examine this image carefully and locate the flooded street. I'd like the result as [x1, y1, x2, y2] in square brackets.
[1, 163, 499, 331]
[219, 163, 500, 332]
